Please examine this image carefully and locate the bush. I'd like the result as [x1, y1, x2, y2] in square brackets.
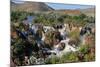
[79, 45, 89, 54]
[61, 52, 79, 63]
[78, 44, 95, 61]
[69, 29, 80, 46]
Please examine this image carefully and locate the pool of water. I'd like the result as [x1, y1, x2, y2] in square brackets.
[27, 16, 35, 23]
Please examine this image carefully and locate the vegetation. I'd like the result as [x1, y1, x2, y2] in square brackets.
[11, 11, 95, 26]
[11, 11, 95, 66]
[45, 44, 95, 64]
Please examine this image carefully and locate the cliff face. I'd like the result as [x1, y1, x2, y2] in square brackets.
[11, 1, 54, 12]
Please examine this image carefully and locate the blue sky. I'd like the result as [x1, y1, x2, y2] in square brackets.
[12, 0, 95, 10]
[46, 3, 94, 10]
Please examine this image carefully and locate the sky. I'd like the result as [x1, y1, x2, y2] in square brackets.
[46, 3, 94, 10]
[11, 0, 95, 10]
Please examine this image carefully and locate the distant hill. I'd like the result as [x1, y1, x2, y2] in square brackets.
[79, 7, 95, 17]
[55, 8, 95, 17]
[52, 9, 81, 16]
[11, 1, 54, 12]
